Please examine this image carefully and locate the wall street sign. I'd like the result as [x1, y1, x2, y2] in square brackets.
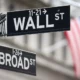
[0, 6, 70, 36]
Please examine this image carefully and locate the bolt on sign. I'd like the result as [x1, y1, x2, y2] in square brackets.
[0, 6, 70, 36]
[0, 46, 36, 76]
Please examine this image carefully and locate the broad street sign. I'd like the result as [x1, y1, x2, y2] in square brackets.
[0, 46, 36, 76]
[0, 6, 70, 36]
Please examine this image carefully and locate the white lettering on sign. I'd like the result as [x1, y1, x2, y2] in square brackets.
[37, 15, 44, 29]
[0, 50, 36, 70]
[0, 52, 5, 65]
[46, 15, 54, 28]
[13, 14, 55, 31]
[55, 12, 65, 20]
[13, 17, 25, 31]
[26, 16, 35, 30]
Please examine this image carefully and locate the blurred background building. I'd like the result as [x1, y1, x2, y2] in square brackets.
[0, 0, 80, 80]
